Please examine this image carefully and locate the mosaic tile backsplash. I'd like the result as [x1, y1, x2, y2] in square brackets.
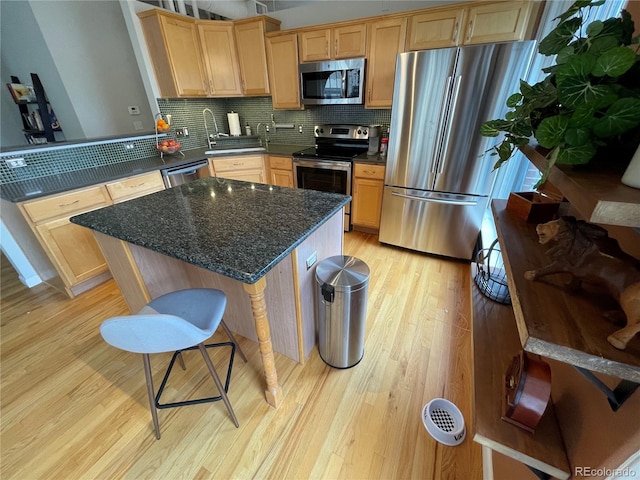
[0, 97, 391, 185]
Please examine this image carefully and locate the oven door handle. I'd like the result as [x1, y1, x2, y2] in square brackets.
[293, 158, 352, 170]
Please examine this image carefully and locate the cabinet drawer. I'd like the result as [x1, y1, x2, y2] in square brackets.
[269, 155, 293, 171]
[354, 163, 385, 180]
[213, 155, 264, 172]
[22, 185, 111, 223]
[106, 171, 165, 202]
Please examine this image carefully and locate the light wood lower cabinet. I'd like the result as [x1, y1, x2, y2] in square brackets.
[17, 171, 165, 297]
[268, 155, 294, 187]
[352, 163, 385, 230]
[210, 154, 266, 184]
[18, 185, 112, 296]
[105, 171, 165, 203]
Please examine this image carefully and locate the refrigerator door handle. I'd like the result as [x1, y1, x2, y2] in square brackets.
[432, 76, 454, 176]
[437, 75, 463, 175]
[391, 191, 478, 206]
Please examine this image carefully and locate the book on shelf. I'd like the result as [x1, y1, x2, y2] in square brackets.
[6, 83, 36, 103]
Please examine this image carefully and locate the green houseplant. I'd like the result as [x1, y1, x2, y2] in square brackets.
[481, 0, 640, 183]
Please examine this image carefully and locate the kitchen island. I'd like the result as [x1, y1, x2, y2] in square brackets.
[71, 177, 350, 408]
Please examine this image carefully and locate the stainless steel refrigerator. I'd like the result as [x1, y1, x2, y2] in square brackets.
[379, 41, 536, 260]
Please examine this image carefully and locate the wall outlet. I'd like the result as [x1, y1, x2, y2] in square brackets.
[176, 127, 189, 138]
[299, 125, 304, 133]
[306, 251, 317, 270]
[122, 142, 135, 150]
[5, 157, 26, 168]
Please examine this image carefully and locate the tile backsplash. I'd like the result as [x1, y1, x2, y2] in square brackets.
[1, 97, 391, 184]
[158, 97, 392, 148]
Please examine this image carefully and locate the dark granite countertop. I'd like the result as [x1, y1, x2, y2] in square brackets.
[70, 178, 350, 284]
[1, 144, 312, 203]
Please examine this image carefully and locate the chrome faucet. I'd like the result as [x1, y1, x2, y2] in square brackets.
[203, 108, 219, 148]
[256, 122, 269, 147]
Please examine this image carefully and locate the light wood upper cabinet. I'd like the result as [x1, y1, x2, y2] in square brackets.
[299, 24, 366, 62]
[406, 9, 466, 50]
[299, 29, 332, 61]
[366, 18, 407, 109]
[266, 33, 302, 110]
[138, 9, 207, 98]
[197, 21, 243, 96]
[234, 16, 281, 95]
[463, 1, 538, 45]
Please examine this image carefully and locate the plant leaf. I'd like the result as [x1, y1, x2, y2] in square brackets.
[586, 20, 604, 37]
[557, 78, 617, 108]
[593, 98, 640, 137]
[589, 35, 620, 55]
[556, 143, 597, 164]
[539, 18, 582, 55]
[506, 93, 523, 108]
[556, 46, 575, 64]
[564, 126, 591, 146]
[535, 115, 570, 148]
[555, 54, 596, 85]
[592, 46, 636, 77]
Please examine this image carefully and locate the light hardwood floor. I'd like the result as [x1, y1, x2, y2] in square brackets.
[1, 231, 481, 479]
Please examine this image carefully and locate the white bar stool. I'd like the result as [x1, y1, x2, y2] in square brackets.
[100, 288, 247, 439]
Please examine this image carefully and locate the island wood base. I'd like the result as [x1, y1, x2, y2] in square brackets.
[92, 211, 343, 408]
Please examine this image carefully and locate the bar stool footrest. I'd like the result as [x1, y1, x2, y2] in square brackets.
[155, 341, 236, 409]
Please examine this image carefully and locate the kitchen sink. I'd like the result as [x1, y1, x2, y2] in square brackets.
[205, 147, 266, 155]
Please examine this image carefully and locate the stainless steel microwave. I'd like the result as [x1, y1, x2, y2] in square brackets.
[299, 58, 365, 105]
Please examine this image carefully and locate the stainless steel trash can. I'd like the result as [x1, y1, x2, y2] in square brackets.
[315, 255, 370, 368]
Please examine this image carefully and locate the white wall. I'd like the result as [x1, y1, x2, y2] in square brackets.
[0, 0, 155, 148]
[267, 0, 457, 29]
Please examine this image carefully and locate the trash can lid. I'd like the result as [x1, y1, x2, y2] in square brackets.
[316, 255, 370, 290]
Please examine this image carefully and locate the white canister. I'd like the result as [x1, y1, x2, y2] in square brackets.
[227, 112, 241, 136]
[621, 143, 640, 189]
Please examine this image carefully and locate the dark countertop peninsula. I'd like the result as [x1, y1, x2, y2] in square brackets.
[70, 177, 350, 284]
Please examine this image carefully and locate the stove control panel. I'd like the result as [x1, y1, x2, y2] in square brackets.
[314, 124, 380, 140]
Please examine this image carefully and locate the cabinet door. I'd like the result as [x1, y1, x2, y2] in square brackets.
[159, 14, 207, 97]
[266, 34, 302, 110]
[225, 169, 266, 184]
[105, 171, 165, 203]
[353, 177, 384, 228]
[234, 19, 272, 95]
[406, 8, 465, 50]
[366, 18, 407, 109]
[271, 170, 294, 188]
[463, 1, 533, 45]
[35, 217, 108, 287]
[198, 21, 243, 96]
[334, 24, 366, 59]
[299, 29, 331, 62]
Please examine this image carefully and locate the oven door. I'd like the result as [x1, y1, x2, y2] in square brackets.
[293, 158, 352, 231]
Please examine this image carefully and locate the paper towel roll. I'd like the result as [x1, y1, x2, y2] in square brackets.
[227, 112, 241, 137]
